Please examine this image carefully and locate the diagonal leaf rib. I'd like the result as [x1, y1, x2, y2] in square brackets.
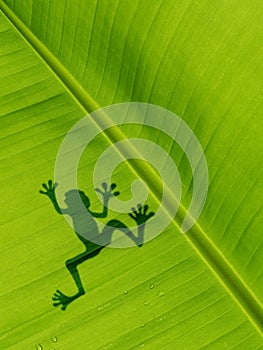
[1, 0, 262, 337]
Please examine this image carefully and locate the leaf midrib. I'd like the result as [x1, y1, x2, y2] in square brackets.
[1, 0, 262, 336]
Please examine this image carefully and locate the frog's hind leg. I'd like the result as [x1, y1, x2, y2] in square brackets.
[67, 246, 103, 292]
[52, 246, 103, 310]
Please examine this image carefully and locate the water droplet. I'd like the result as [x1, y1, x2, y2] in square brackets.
[158, 291, 165, 297]
[150, 283, 155, 289]
[140, 323, 146, 328]
[123, 290, 128, 294]
[51, 336, 58, 342]
[159, 315, 167, 321]
[140, 344, 145, 348]
[144, 300, 150, 306]
[98, 306, 103, 311]
[35, 345, 42, 350]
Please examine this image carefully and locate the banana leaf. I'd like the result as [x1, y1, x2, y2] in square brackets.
[0, 0, 262, 349]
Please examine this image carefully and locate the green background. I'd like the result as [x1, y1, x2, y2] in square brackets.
[0, 1, 262, 349]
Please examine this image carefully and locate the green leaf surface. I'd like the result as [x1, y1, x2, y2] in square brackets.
[0, 0, 262, 349]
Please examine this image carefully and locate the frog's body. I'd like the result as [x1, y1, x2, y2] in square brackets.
[40, 181, 154, 310]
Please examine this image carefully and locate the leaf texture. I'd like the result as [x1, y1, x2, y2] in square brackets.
[0, 1, 262, 349]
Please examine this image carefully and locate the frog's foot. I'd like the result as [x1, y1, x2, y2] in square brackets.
[129, 204, 155, 225]
[52, 289, 83, 311]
